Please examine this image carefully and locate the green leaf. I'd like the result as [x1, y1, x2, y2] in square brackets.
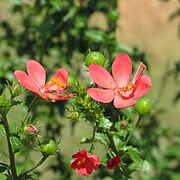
[95, 132, 109, 146]
[98, 117, 113, 130]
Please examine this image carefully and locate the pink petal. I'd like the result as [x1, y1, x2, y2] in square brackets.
[133, 75, 152, 99]
[112, 54, 132, 86]
[50, 68, 68, 86]
[45, 93, 76, 102]
[76, 165, 93, 176]
[91, 155, 100, 170]
[27, 60, 46, 88]
[89, 64, 116, 89]
[14, 70, 40, 93]
[113, 96, 136, 108]
[87, 88, 115, 103]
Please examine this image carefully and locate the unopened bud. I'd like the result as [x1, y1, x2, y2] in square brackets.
[40, 139, 58, 156]
[135, 98, 152, 116]
[24, 124, 38, 135]
[68, 112, 79, 120]
[120, 120, 128, 128]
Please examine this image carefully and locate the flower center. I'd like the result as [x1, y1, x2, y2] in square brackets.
[77, 157, 90, 167]
[41, 78, 65, 93]
[115, 83, 135, 98]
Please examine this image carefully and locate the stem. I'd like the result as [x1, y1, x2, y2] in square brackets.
[23, 95, 39, 124]
[124, 115, 142, 146]
[19, 156, 48, 178]
[107, 131, 118, 154]
[1, 113, 18, 180]
[89, 124, 96, 153]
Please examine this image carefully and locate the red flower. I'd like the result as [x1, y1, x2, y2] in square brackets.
[87, 54, 152, 108]
[70, 150, 100, 176]
[106, 156, 121, 169]
[14, 60, 75, 102]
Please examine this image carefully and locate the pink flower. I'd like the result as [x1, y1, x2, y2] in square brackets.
[106, 156, 121, 170]
[14, 60, 75, 102]
[70, 150, 100, 176]
[87, 54, 152, 108]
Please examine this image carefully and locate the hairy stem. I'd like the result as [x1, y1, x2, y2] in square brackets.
[89, 124, 96, 153]
[23, 95, 39, 124]
[2, 113, 18, 180]
[19, 156, 48, 178]
[124, 115, 142, 146]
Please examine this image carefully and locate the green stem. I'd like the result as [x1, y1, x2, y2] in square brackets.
[2, 113, 18, 180]
[19, 156, 48, 178]
[89, 124, 96, 153]
[107, 131, 118, 154]
[124, 115, 142, 146]
[23, 95, 39, 124]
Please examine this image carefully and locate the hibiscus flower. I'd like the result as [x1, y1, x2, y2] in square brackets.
[14, 60, 75, 102]
[70, 150, 100, 176]
[87, 54, 152, 108]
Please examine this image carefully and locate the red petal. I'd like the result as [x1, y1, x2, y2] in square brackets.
[27, 60, 46, 88]
[14, 70, 40, 93]
[72, 150, 87, 158]
[89, 64, 116, 89]
[50, 68, 68, 86]
[133, 75, 152, 99]
[70, 159, 79, 170]
[91, 155, 100, 170]
[76, 163, 93, 176]
[113, 96, 136, 108]
[87, 88, 114, 103]
[112, 54, 132, 86]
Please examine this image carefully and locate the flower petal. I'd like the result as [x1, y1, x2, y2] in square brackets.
[76, 164, 93, 176]
[87, 88, 114, 103]
[45, 93, 76, 102]
[113, 95, 136, 108]
[91, 155, 100, 170]
[14, 70, 40, 93]
[133, 75, 152, 99]
[50, 68, 68, 86]
[112, 54, 132, 86]
[72, 150, 87, 158]
[89, 64, 116, 89]
[27, 60, 46, 88]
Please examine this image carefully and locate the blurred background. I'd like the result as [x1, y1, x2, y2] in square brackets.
[0, 0, 179, 179]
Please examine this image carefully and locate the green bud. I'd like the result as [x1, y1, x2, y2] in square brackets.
[107, 10, 120, 23]
[67, 112, 79, 120]
[40, 139, 58, 156]
[85, 51, 105, 67]
[135, 98, 152, 116]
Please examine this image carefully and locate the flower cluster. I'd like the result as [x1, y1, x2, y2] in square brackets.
[13, 54, 151, 177]
[70, 150, 121, 176]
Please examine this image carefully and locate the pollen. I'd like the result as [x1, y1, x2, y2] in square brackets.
[120, 83, 134, 92]
[47, 78, 65, 88]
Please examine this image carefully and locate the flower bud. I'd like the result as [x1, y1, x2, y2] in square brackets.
[24, 124, 38, 135]
[67, 112, 79, 120]
[40, 139, 58, 156]
[85, 51, 105, 67]
[106, 156, 121, 170]
[135, 98, 152, 116]
[120, 120, 128, 128]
